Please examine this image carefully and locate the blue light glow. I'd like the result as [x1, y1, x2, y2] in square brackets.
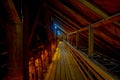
[54, 26, 57, 29]
[54, 24, 58, 29]
[52, 22, 61, 36]
[57, 30, 61, 36]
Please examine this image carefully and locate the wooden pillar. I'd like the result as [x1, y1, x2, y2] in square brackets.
[7, 22, 23, 80]
[88, 26, 94, 58]
[23, 1, 29, 80]
[76, 31, 79, 49]
[3, 0, 23, 79]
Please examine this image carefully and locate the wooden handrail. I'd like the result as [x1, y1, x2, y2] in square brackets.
[64, 40, 116, 80]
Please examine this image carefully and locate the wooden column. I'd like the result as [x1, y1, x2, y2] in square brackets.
[23, 2, 29, 80]
[76, 31, 79, 49]
[7, 22, 23, 80]
[88, 26, 94, 58]
[3, 0, 23, 79]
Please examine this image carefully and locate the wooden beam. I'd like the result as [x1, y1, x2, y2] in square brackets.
[80, 32, 120, 61]
[79, 0, 120, 27]
[64, 0, 102, 21]
[55, 23, 67, 34]
[76, 31, 79, 49]
[3, 0, 21, 22]
[88, 26, 94, 57]
[69, 12, 120, 35]
[3, 0, 23, 79]
[53, 16, 75, 32]
[60, 23, 74, 33]
[53, 14, 77, 30]
[49, 6, 81, 29]
[94, 30, 120, 49]
[28, 8, 41, 47]
[48, 0, 90, 26]
[23, 2, 30, 80]
[66, 34, 70, 42]
[79, 0, 107, 17]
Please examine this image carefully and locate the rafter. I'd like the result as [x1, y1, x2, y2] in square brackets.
[3, 0, 21, 22]
[81, 33, 120, 59]
[29, 8, 41, 47]
[60, 24, 74, 33]
[79, 0, 107, 17]
[63, 0, 102, 22]
[49, 6, 81, 29]
[55, 18, 75, 33]
[69, 12, 120, 35]
[48, 0, 90, 26]
[54, 22, 67, 34]
[53, 15, 77, 30]
[94, 30, 120, 47]
[79, 0, 120, 27]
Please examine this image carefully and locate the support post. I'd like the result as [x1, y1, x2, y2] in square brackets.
[3, 0, 23, 79]
[66, 34, 69, 42]
[7, 22, 23, 80]
[76, 31, 79, 49]
[88, 25, 94, 58]
[23, 3, 29, 80]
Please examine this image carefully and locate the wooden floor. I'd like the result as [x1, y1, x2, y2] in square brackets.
[44, 41, 83, 80]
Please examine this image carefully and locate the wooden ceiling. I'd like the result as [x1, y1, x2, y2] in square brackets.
[46, 0, 120, 62]
[0, 0, 120, 62]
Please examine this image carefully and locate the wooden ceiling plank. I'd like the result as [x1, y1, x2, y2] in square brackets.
[69, 12, 120, 35]
[61, 24, 73, 33]
[51, 16, 67, 33]
[81, 33, 120, 60]
[56, 20, 75, 33]
[53, 15, 77, 31]
[48, 0, 90, 26]
[54, 22, 67, 34]
[79, 0, 108, 18]
[64, 0, 102, 21]
[49, 6, 81, 30]
[79, 0, 120, 27]
[94, 30, 120, 48]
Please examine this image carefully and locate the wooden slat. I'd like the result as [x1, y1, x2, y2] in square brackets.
[69, 50, 93, 80]
[67, 49, 83, 80]
[44, 48, 59, 80]
[60, 49, 66, 80]
[49, 7, 81, 30]
[65, 40, 115, 80]
[44, 42, 83, 80]
[55, 52, 61, 80]
[48, 0, 90, 26]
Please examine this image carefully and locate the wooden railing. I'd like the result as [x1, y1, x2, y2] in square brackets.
[64, 40, 117, 80]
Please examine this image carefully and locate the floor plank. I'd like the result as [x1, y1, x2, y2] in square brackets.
[44, 41, 83, 80]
